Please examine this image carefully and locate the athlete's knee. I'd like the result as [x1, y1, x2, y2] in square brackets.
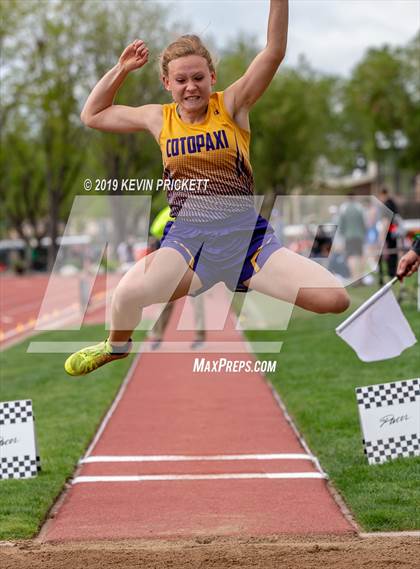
[325, 287, 350, 314]
[307, 286, 350, 314]
[113, 279, 148, 309]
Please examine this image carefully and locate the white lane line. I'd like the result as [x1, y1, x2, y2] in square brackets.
[267, 385, 328, 478]
[73, 472, 327, 484]
[80, 453, 316, 464]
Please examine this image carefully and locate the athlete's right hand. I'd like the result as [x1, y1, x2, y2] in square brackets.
[119, 40, 149, 72]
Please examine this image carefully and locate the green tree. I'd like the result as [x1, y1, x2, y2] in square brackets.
[1, 1, 88, 267]
[396, 32, 420, 171]
[342, 39, 418, 191]
[216, 41, 339, 197]
[1, 0, 177, 263]
[251, 57, 340, 195]
[79, 0, 175, 247]
[0, 124, 47, 244]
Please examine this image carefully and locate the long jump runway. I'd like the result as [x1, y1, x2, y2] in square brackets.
[43, 286, 355, 541]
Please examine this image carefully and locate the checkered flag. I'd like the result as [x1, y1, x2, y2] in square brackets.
[0, 455, 38, 479]
[356, 379, 419, 410]
[0, 400, 40, 480]
[363, 434, 419, 464]
[356, 378, 420, 465]
[0, 400, 33, 425]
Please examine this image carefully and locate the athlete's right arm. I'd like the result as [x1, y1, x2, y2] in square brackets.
[80, 40, 162, 136]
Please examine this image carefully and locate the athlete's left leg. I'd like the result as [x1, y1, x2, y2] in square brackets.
[243, 248, 350, 314]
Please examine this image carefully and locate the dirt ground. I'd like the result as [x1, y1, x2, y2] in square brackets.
[1, 535, 419, 569]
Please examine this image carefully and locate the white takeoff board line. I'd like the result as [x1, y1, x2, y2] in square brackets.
[80, 453, 316, 464]
[73, 472, 327, 484]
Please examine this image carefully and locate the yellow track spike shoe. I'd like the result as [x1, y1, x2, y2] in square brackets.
[64, 339, 131, 376]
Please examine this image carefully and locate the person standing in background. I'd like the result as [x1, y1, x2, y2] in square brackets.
[338, 193, 366, 284]
[378, 187, 400, 285]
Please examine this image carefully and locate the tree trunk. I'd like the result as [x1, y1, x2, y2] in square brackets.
[47, 188, 60, 271]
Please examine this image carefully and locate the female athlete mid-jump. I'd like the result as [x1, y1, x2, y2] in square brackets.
[65, 0, 350, 376]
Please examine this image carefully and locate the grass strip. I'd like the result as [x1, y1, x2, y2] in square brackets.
[0, 326, 143, 540]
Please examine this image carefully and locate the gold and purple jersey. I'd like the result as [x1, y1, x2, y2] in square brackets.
[159, 91, 254, 223]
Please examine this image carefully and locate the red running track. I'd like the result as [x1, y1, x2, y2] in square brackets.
[43, 286, 355, 541]
[0, 274, 112, 347]
[0, 273, 169, 347]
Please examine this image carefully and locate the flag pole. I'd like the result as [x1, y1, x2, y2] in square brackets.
[336, 277, 399, 334]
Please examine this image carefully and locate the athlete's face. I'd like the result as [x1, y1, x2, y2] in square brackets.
[163, 55, 216, 113]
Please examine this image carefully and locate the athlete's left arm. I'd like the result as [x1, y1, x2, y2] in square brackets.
[224, 0, 288, 115]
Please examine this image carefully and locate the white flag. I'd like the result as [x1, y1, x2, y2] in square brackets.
[336, 278, 417, 362]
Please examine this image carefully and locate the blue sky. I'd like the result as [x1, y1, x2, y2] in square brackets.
[168, 0, 419, 76]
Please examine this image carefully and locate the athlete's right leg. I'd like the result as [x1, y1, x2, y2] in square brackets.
[64, 248, 202, 376]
